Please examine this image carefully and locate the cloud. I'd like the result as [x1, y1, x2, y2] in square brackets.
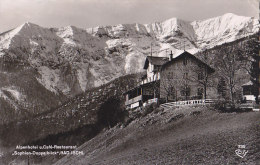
[246, 0, 259, 11]
[0, 0, 258, 33]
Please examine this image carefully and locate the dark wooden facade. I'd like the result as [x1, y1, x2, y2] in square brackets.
[160, 51, 215, 102]
[125, 51, 216, 109]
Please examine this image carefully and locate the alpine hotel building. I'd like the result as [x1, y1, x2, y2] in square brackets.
[125, 51, 215, 109]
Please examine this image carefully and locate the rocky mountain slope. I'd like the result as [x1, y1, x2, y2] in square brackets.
[0, 13, 258, 123]
[0, 73, 140, 164]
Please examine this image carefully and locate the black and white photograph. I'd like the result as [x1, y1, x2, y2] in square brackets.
[0, 0, 259, 164]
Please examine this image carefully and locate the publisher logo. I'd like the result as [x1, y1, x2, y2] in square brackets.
[235, 145, 248, 158]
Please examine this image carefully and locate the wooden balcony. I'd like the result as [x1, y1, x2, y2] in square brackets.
[139, 73, 160, 86]
[125, 95, 142, 106]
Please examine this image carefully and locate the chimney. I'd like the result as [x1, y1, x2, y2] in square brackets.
[169, 50, 173, 61]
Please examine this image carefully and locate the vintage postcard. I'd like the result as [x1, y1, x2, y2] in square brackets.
[0, 0, 259, 164]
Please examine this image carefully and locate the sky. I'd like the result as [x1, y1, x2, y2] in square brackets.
[0, 0, 258, 33]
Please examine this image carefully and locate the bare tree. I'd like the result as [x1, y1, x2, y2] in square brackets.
[200, 50, 213, 99]
[215, 45, 244, 104]
[217, 76, 227, 99]
[160, 71, 178, 102]
[181, 71, 191, 100]
[243, 34, 260, 104]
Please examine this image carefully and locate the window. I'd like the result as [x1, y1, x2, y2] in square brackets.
[186, 87, 190, 97]
[217, 77, 226, 97]
[197, 88, 203, 99]
[149, 64, 152, 72]
[168, 87, 176, 100]
[154, 65, 159, 72]
[181, 86, 190, 97]
[243, 86, 252, 95]
[183, 72, 188, 79]
[168, 72, 171, 79]
[183, 57, 188, 65]
[137, 88, 142, 95]
[167, 72, 174, 79]
[169, 87, 175, 96]
[198, 72, 204, 80]
[181, 89, 185, 96]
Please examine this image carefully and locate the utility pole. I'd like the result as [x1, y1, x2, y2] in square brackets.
[150, 42, 153, 57]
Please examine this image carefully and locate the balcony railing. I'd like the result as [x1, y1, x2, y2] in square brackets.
[143, 98, 158, 107]
[125, 95, 142, 106]
[139, 73, 160, 85]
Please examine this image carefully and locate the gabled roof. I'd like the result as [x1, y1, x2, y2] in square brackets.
[162, 51, 215, 73]
[123, 85, 141, 95]
[242, 81, 253, 87]
[143, 56, 169, 69]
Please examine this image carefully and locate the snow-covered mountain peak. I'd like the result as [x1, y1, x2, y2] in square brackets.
[20, 21, 38, 28]
[0, 22, 34, 49]
[57, 25, 101, 48]
[161, 17, 181, 33]
[11, 22, 44, 37]
[143, 17, 196, 50]
[161, 17, 186, 29]
[219, 13, 255, 20]
[0, 22, 59, 50]
[222, 12, 240, 18]
[191, 13, 259, 48]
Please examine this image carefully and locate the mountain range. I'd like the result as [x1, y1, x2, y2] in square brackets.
[0, 13, 258, 123]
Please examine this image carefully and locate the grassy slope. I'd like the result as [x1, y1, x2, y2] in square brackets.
[55, 107, 260, 165]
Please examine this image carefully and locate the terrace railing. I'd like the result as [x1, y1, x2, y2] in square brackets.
[160, 99, 215, 109]
[125, 95, 142, 106]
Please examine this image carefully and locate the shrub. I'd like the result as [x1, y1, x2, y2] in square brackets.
[213, 99, 241, 112]
[168, 114, 184, 123]
[213, 99, 227, 111]
[154, 106, 164, 114]
[97, 96, 127, 128]
[189, 111, 201, 116]
[141, 103, 158, 117]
